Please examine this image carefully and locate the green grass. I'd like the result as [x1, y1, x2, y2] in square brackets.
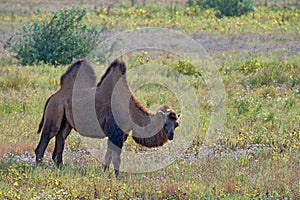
[0, 54, 299, 199]
[0, 2, 300, 199]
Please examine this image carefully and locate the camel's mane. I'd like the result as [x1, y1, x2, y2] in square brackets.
[130, 94, 152, 115]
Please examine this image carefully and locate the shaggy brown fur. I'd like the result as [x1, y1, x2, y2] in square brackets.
[37, 59, 97, 134]
[35, 59, 180, 177]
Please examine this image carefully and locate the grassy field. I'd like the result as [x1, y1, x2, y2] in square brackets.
[0, 1, 300, 199]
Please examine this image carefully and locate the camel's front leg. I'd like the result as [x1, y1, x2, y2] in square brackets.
[107, 133, 123, 177]
[104, 134, 129, 176]
[103, 146, 112, 172]
[111, 145, 122, 177]
[104, 115, 126, 177]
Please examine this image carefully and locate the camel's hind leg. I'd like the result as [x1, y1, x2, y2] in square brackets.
[35, 94, 64, 164]
[52, 119, 72, 166]
[35, 128, 56, 163]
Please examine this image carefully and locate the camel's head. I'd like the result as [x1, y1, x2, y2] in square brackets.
[158, 105, 180, 141]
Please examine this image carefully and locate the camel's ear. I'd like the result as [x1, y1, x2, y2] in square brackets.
[157, 110, 168, 118]
[177, 114, 181, 119]
[157, 110, 164, 116]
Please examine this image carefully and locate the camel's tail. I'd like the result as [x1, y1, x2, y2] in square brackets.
[37, 96, 51, 134]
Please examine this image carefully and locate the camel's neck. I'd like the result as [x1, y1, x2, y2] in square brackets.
[129, 96, 168, 148]
[129, 95, 153, 126]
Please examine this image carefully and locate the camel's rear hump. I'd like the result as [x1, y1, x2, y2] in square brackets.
[60, 59, 97, 90]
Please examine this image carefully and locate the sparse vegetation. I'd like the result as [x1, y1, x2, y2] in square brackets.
[0, 1, 299, 199]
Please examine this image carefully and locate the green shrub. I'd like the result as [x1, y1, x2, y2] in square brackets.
[186, 0, 255, 17]
[215, 0, 255, 18]
[5, 8, 101, 66]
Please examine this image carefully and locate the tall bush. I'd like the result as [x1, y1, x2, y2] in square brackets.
[5, 8, 101, 66]
[215, 0, 255, 17]
[186, 0, 255, 17]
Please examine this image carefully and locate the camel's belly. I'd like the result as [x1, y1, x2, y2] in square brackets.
[72, 88, 106, 139]
[75, 120, 106, 139]
[78, 130, 106, 139]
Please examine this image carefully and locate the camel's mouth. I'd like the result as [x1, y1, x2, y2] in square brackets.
[168, 134, 174, 141]
[165, 130, 174, 141]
